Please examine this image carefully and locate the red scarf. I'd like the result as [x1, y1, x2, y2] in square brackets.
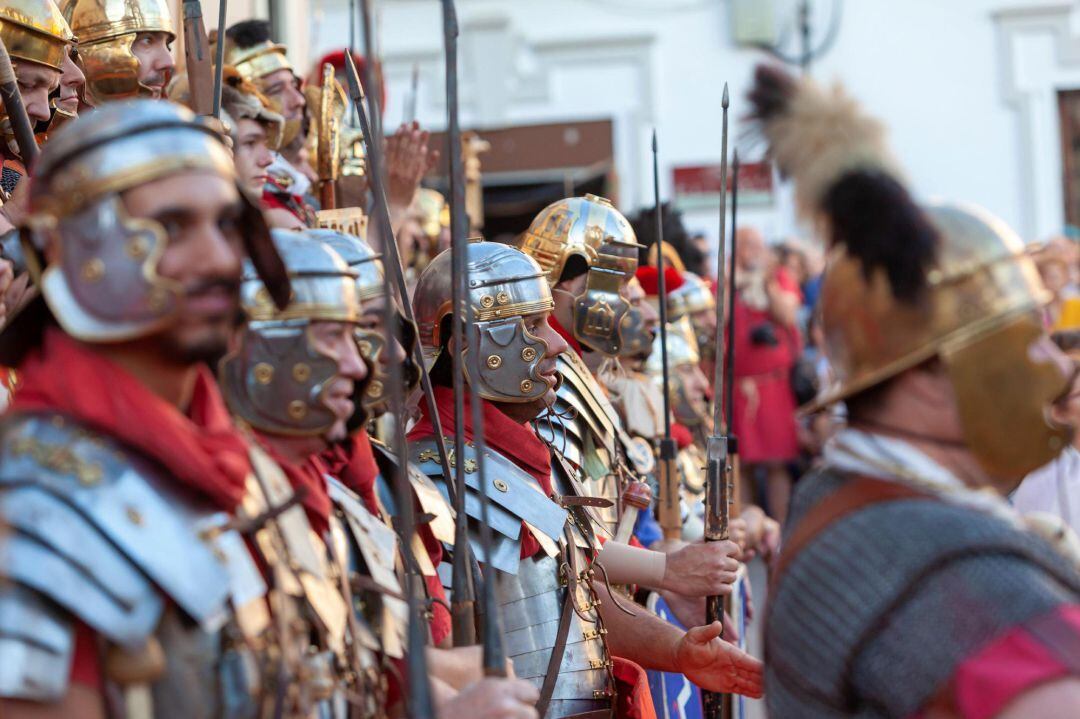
[254, 439, 334, 536]
[11, 328, 251, 511]
[408, 385, 553, 559]
[321, 432, 380, 514]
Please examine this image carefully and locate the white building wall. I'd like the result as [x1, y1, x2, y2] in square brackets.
[277, 0, 1080, 247]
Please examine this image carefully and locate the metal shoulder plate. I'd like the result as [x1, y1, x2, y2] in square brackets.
[409, 436, 567, 574]
[555, 353, 618, 452]
[370, 439, 455, 545]
[0, 412, 236, 687]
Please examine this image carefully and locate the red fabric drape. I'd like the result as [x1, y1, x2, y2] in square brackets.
[12, 328, 251, 511]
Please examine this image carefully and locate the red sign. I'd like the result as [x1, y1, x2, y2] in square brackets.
[672, 160, 774, 208]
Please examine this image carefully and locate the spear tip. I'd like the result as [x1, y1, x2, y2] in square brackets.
[652, 127, 657, 153]
[722, 82, 729, 109]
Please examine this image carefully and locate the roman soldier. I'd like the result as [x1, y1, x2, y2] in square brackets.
[60, 0, 175, 105]
[218, 68, 285, 198]
[666, 271, 719, 400]
[0, 99, 354, 718]
[223, 20, 315, 227]
[0, 0, 75, 191]
[749, 64, 1080, 718]
[409, 240, 763, 718]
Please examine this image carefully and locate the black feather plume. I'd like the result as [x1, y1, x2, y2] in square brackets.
[822, 170, 938, 303]
[225, 20, 273, 49]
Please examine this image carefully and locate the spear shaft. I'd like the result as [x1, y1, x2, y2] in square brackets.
[0, 37, 38, 169]
[342, 53, 434, 719]
[652, 130, 680, 542]
[211, 0, 227, 118]
[702, 85, 732, 719]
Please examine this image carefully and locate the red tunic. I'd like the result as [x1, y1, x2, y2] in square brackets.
[731, 269, 801, 464]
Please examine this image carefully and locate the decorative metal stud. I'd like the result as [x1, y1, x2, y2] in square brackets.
[292, 363, 311, 382]
[81, 258, 104, 282]
[367, 380, 384, 398]
[493, 479, 509, 493]
[496, 291, 509, 305]
[486, 355, 502, 369]
[521, 347, 537, 361]
[125, 506, 144, 526]
[126, 235, 149, 260]
[480, 295, 495, 308]
[288, 400, 307, 419]
[254, 363, 274, 385]
[520, 379, 533, 393]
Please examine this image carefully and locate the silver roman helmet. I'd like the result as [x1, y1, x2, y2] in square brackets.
[24, 99, 288, 343]
[310, 228, 421, 418]
[413, 240, 555, 403]
[644, 316, 707, 427]
[220, 229, 360, 436]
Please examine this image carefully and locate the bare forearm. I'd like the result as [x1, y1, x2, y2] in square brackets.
[592, 580, 680, 672]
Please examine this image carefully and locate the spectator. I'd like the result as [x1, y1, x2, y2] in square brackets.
[1033, 236, 1080, 330]
[731, 226, 802, 523]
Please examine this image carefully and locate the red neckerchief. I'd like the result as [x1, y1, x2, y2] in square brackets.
[11, 327, 251, 511]
[255, 437, 333, 535]
[550, 314, 583, 355]
[321, 432, 380, 514]
[408, 385, 553, 558]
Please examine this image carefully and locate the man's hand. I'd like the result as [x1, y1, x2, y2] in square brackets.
[440, 677, 539, 719]
[385, 121, 440, 213]
[741, 505, 781, 563]
[662, 540, 741, 597]
[673, 621, 764, 698]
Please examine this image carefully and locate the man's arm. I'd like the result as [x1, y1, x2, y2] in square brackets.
[994, 679, 1080, 719]
[592, 581, 763, 698]
[595, 538, 741, 597]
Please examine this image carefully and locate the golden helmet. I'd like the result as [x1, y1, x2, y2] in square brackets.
[667, 271, 715, 320]
[60, 0, 175, 105]
[517, 193, 638, 286]
[225, 38, 292, 85]
[0, 0, 73, 71]
[414, 188, 450, 240]
[749, 63, 1071, 479]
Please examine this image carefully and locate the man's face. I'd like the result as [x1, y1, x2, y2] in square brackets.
[131, 32, 174, 97]
[736, 227, 766, 272]
[234, 118, 274, 196]
[524, 310, 568, 407]
[358, 294, 408, 368]
[122, 170, 245, 363]
[308, 319, 368, 443]
[58, 49, 85, 116]
[260, 68, 305, 121]
[12, 60, 60, 124]
[675, 362, 710, 418]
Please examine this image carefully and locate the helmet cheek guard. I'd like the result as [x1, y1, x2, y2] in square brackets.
[465, 316, 551, 403]
[221, 321, 342, 436]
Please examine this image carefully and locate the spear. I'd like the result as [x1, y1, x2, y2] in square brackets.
[441, 0, 506, 673]
[341, 52, 435, 719]
[211, 0, 227, 119]
[0, 37, 38, 169]
[652, 130, 681, 542]
[702, 85, 732, 719]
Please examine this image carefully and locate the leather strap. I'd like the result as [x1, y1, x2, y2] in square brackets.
[536, 532, 580, 718]
[772, 477, 932, 586]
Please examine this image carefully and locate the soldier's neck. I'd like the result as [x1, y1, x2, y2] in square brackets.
[92, 341, 198, 410]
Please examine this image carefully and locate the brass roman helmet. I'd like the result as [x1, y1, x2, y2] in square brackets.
[516, 194, 643, 356]
[748, 63, 1072, 479]
[26, 100, 288, 343]
[221, 230, 361, 436]
[0, 0, 73, 72]
[0, 0, 74, 155]
[60, 0, 175, 105]
[414, 240, 556, 403]
[226, 37, 292, 85]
